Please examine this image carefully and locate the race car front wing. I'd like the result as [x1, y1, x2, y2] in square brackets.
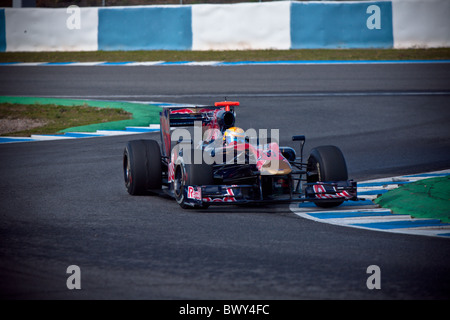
[181, 180, 358, 207]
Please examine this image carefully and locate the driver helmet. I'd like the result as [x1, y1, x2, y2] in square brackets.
[223, 127, 246, 145]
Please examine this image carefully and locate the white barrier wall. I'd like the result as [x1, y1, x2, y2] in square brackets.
[5, 7, 98, 51]
[192, 2, 291, 51]
[392, 0, 450, 48]
[1, 1, 449, 52]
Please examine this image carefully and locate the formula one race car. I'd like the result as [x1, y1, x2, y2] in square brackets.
[123, 101, 357, 209]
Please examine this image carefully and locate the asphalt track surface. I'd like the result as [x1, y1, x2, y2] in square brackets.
[0, 64, 450, 300]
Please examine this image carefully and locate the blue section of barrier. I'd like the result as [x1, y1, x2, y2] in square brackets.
[290, 1, 393, 49]
[0, 9, 6, 52]
[98, 7, 192, 51]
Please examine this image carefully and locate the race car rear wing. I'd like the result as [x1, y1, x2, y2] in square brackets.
[159, 101, 239, 158]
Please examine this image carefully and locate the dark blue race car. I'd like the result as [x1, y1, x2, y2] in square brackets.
[123, 101, 358, 209]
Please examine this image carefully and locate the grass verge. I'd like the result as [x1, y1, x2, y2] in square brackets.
[374, 176, 450, 223]
[0, 97, 163, 136]
[1, 48, 450, 63]
[0, 102, 133, 137]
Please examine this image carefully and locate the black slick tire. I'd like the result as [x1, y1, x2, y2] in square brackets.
[123, 139, 162, 195]
[307, 145, 348, 208]
[174, 148, 213, 209]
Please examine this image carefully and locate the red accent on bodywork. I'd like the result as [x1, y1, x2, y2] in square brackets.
[170, 108, 195, 114]
[160, 108, 171, 158]
[215, 101, 240, 112]
[313, 184, 351, 199]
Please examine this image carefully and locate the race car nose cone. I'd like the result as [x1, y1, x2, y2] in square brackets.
[259, 159, 292, 176]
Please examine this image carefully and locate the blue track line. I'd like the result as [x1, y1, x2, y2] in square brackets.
[353, 219, 449, 230]
[1, 60, 450, 67]
[308, 210, 394, 219]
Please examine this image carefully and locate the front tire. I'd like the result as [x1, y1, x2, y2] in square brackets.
[174, 149, 213, 209]
[307, 145, 348, 208]
[123, 140, 162, 195]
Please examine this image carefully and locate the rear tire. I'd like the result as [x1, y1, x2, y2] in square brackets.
[307, 145, 348, 208]
[123, 140, 162, 195]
